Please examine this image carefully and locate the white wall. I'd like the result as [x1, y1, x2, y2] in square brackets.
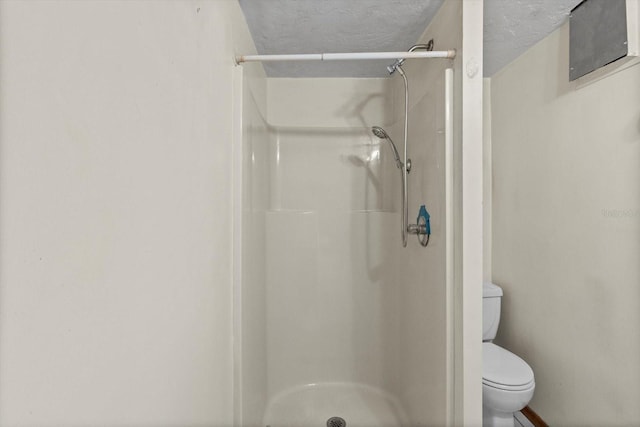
[483, 78, 492, 282]
[246, 75, 458, 425]
[385, 18, 453, 423]
[384, 74, 450, 425]
[390, 1, 484, 424]
[0, 1, 261, 425]
[237, 55, 270, 427]
[254, 5, 476, 425]
[265, 77, 397, 396]
[491, 24, 640, 426]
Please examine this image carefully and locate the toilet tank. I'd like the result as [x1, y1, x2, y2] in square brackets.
[483, 282, 503, 341]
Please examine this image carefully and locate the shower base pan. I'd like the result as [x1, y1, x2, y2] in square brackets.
[263, 382, 408, 427]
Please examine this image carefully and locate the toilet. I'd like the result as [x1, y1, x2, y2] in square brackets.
[483, 282, 535, 427]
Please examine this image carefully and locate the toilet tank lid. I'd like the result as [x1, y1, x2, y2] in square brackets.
[483, 282, 503, 297]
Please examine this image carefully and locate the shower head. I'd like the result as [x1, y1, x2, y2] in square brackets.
[371, 126, 402, 169]
[371, 126, 389, 139]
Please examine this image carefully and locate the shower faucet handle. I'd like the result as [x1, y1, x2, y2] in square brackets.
[417, 205, 430, 236]
[407, 205, 431, 247]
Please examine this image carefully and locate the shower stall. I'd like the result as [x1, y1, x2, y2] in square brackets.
[232, 1, 483, 426]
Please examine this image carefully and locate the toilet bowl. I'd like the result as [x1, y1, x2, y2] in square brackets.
[482, 283, 535, 427]
[482, 343, 535, 427]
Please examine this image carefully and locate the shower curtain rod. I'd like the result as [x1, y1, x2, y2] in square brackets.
[235, 50, 456, 64]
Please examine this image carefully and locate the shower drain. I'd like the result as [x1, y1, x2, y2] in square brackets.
[326, 416, 346, 427]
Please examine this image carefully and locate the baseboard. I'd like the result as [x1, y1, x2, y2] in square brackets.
[521, 406, 549, 427]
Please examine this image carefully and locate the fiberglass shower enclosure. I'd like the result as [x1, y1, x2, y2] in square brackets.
[232, 1, 484, 426]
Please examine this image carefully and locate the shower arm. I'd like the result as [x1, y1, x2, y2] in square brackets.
[386, 41, 434, 74]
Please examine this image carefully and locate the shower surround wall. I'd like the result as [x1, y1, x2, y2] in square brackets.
[384, 0, 464, 423]
[239, 54, 452, 427]
[265, 78, 397, 398]
[243, 77, 412, 426]
[235, 58, 270, 426]
[236, 1, 480, 425]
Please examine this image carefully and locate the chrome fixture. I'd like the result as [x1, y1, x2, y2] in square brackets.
[371, 126, 404, 170]
[371, 126, 408, 245]
[383, 41, 435, 247]
[326, 416, 346, 427]
[408, 205, 431, 247]
[386, 39, 434, 75]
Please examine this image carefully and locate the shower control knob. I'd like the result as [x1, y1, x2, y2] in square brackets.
[406, 158, 412, 173]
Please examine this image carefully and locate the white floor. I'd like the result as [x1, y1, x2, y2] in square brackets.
[514, 411, 535, 427]
[263, 382, 408, 427]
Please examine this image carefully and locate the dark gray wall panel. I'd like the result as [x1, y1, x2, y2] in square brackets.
[570, 0, 628, 80]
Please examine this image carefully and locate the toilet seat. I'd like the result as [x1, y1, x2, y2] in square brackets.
[483, 343, 534, 391]
[483, 377, 534, 392]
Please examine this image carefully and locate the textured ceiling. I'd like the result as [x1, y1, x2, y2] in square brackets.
[238, 0, 445, 78]
[239, 0, 584, 78]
